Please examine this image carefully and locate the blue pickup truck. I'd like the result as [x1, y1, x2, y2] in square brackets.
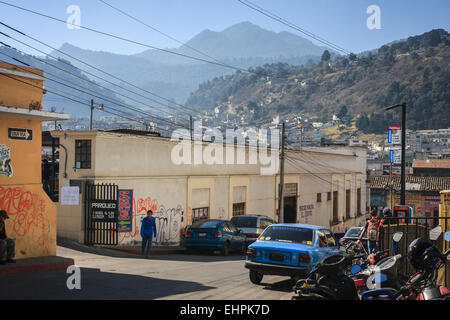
[245, 224, 343, 284]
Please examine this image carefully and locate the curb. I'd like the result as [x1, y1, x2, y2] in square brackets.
[104, 247, 186, 256]
[0, 257, 74, 275]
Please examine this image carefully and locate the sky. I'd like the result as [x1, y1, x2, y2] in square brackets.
[0, 0, 449, 57]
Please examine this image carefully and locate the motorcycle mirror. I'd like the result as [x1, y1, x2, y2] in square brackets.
[444, 231, 450, 242]
[429, 226, 442, 241]
[392, 231, 403, 243]
[350, 264, 362, 275]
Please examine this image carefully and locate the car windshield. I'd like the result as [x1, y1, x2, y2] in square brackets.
[259, 226, 314, 245]
[345, 228, 362, 237]
[231, 216, 258, 228]
[191, 220, 220, 229]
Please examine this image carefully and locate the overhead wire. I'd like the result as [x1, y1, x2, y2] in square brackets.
[0, 21, 205, 117]
[0, 51, 190, 130]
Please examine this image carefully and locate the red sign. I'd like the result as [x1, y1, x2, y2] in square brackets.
[388, 126, 402, 130]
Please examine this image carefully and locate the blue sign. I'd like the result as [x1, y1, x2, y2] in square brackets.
[387, 129, 392, 144]
[117, 189, 133, 232]
[389, 150, 394, 163]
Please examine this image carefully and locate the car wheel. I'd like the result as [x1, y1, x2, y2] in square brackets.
[249, 270, 263, 285]
[221, 243, 230, 256]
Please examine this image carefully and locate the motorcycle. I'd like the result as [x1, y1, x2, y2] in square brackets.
[292, 253, 360, 300]
[349, 231, 405, 295]
[360, 228, 450, 300]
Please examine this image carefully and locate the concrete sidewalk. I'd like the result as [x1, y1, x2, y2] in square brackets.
[0, 256, 74, 275]
[102, 245, 186, 256]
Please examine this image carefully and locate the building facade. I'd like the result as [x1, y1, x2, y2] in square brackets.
[0, 62, 69, 259]
[52, 130, 367, 246]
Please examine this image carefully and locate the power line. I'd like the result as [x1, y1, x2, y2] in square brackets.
[0, 1, 250, 73]
[0, 50, 190, 129]
[0, 52, 190, 130]
[98, 0, 230, 66]
[237, 0, 350, 55]
[0, 21, 205, 117]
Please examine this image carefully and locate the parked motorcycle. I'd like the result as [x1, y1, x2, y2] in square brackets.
[349, 231, 405, 294]
[360, 228, 450, 300]
[292, 253, 360, 300]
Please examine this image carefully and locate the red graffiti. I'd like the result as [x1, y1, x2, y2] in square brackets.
[117, 197, 158, 244]
[0, 186, 49, 253]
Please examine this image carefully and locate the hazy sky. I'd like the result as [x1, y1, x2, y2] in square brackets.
[1, 0, 449, 57]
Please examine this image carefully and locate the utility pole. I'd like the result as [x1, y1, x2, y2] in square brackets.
[385, 102, 406, 205]
[278, 122, 286, 223]
[90, 99, 94, 130]
[189, 115, 193, 140]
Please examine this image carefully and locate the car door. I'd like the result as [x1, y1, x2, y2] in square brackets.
[222, 222, 236, 249]
[227, 221, 243, 249]
[324, 229, 341, 254]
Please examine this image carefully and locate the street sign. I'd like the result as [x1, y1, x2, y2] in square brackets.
[8, 128, 32, 140]
[390, 149, 401, 164]
[387, 126, 401, 144]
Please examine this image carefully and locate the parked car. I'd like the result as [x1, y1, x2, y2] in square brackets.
[245, 224, 343, 284]
[230, 215, 275, 246]
[182, 219, 247, 256]
[338, 227, 368, 249]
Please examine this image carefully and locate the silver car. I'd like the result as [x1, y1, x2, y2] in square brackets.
[230, 215, 275, 245]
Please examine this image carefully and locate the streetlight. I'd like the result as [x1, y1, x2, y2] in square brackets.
[385, 102, 406, 205]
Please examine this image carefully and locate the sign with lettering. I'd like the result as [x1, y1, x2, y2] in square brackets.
[117, 189, 133, 232]
[8, 128, 32, 141]
[61, 186, 79, 205]
[91, 200, 117, 222]
[387, 126, 401, 145]
[0, 144, 13, 177]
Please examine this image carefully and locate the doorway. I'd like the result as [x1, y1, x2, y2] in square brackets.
[284, 196, 297, 223]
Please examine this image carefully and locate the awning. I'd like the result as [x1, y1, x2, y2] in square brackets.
[0, 105, 70, 121]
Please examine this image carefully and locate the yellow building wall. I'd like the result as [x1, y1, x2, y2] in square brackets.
[0, 63, 57, 259]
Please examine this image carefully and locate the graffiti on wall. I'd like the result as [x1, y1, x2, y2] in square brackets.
[0, 144, 13, 177]
[0, 186, 50, 254]
[117, 195, 184, 245]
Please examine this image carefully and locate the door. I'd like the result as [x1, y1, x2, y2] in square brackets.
[284, 196, 297, 223]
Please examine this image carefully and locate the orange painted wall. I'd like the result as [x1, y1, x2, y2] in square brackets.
[0, 62, 43, 110]
[0, 63, 57, 259]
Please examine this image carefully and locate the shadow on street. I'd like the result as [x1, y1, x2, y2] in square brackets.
[0, 267, 216, 300]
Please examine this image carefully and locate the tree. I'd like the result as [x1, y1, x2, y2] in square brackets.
[321, 50, 331, 62]
[337, 105, 348, 119]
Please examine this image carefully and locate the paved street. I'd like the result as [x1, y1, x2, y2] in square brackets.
[0, 241, 293, 300]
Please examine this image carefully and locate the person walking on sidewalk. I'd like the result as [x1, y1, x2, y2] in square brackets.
[357, 209, 381, 254]
[0, 210, 15, 265]
[140, 210, 157, 258]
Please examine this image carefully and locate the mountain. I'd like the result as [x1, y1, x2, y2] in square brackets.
[46, 22, 331, 107]
[185, 29, 450, 132]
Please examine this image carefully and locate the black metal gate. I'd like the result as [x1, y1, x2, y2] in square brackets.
[84, 182, 119, 246]
[380, 216, 450, 284]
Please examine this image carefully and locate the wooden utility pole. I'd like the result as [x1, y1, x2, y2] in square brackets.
[89, 99, 94, 130]
[278, 122, 286, 223]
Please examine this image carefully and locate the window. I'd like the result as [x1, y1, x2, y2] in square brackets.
[232, 202, 246, 216]
[317, 230, 327, 247]
[327, 192, 331, 201]
[324, 230, 337, 247]
[317, 193, 322, 203]
[259, 226, 313, 245]
[332, 191, 339, 223]
[357, 188, 361, 216]
[75, 140, 91, 169]
[191, 219, 218, 229]
[346, 189, 351, 219]
[192, 207, 209, 223]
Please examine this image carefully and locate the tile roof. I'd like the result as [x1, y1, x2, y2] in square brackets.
[369, 175, 450, 192]
[412, 159, 450, 169]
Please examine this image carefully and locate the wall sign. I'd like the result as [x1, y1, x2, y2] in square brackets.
[8, 128, 33, 141]
[0, 144, 13, 177]
[91, 200, 117, 222]
[60, 186, 79, 205]
[117, 189, 133, 232]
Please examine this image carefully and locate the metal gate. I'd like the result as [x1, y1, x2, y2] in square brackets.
[380, 216, 449, 285]
[84, 182, 119, 246]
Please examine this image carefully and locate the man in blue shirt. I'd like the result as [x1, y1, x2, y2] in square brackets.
[140, 210, 157, 258]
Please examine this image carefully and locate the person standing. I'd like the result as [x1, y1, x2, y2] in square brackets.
[42, 159, 51, 197]
[0, 210, 15, 265]
[140, 210, 157, 258]
[357, 209, 381, 254]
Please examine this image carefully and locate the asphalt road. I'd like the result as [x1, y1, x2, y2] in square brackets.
[0, 241, 294, 300]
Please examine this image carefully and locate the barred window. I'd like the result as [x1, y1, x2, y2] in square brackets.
[75, 140, 91, 169]
[192, 207, 209, 223]
[232, 202, 246, 216]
